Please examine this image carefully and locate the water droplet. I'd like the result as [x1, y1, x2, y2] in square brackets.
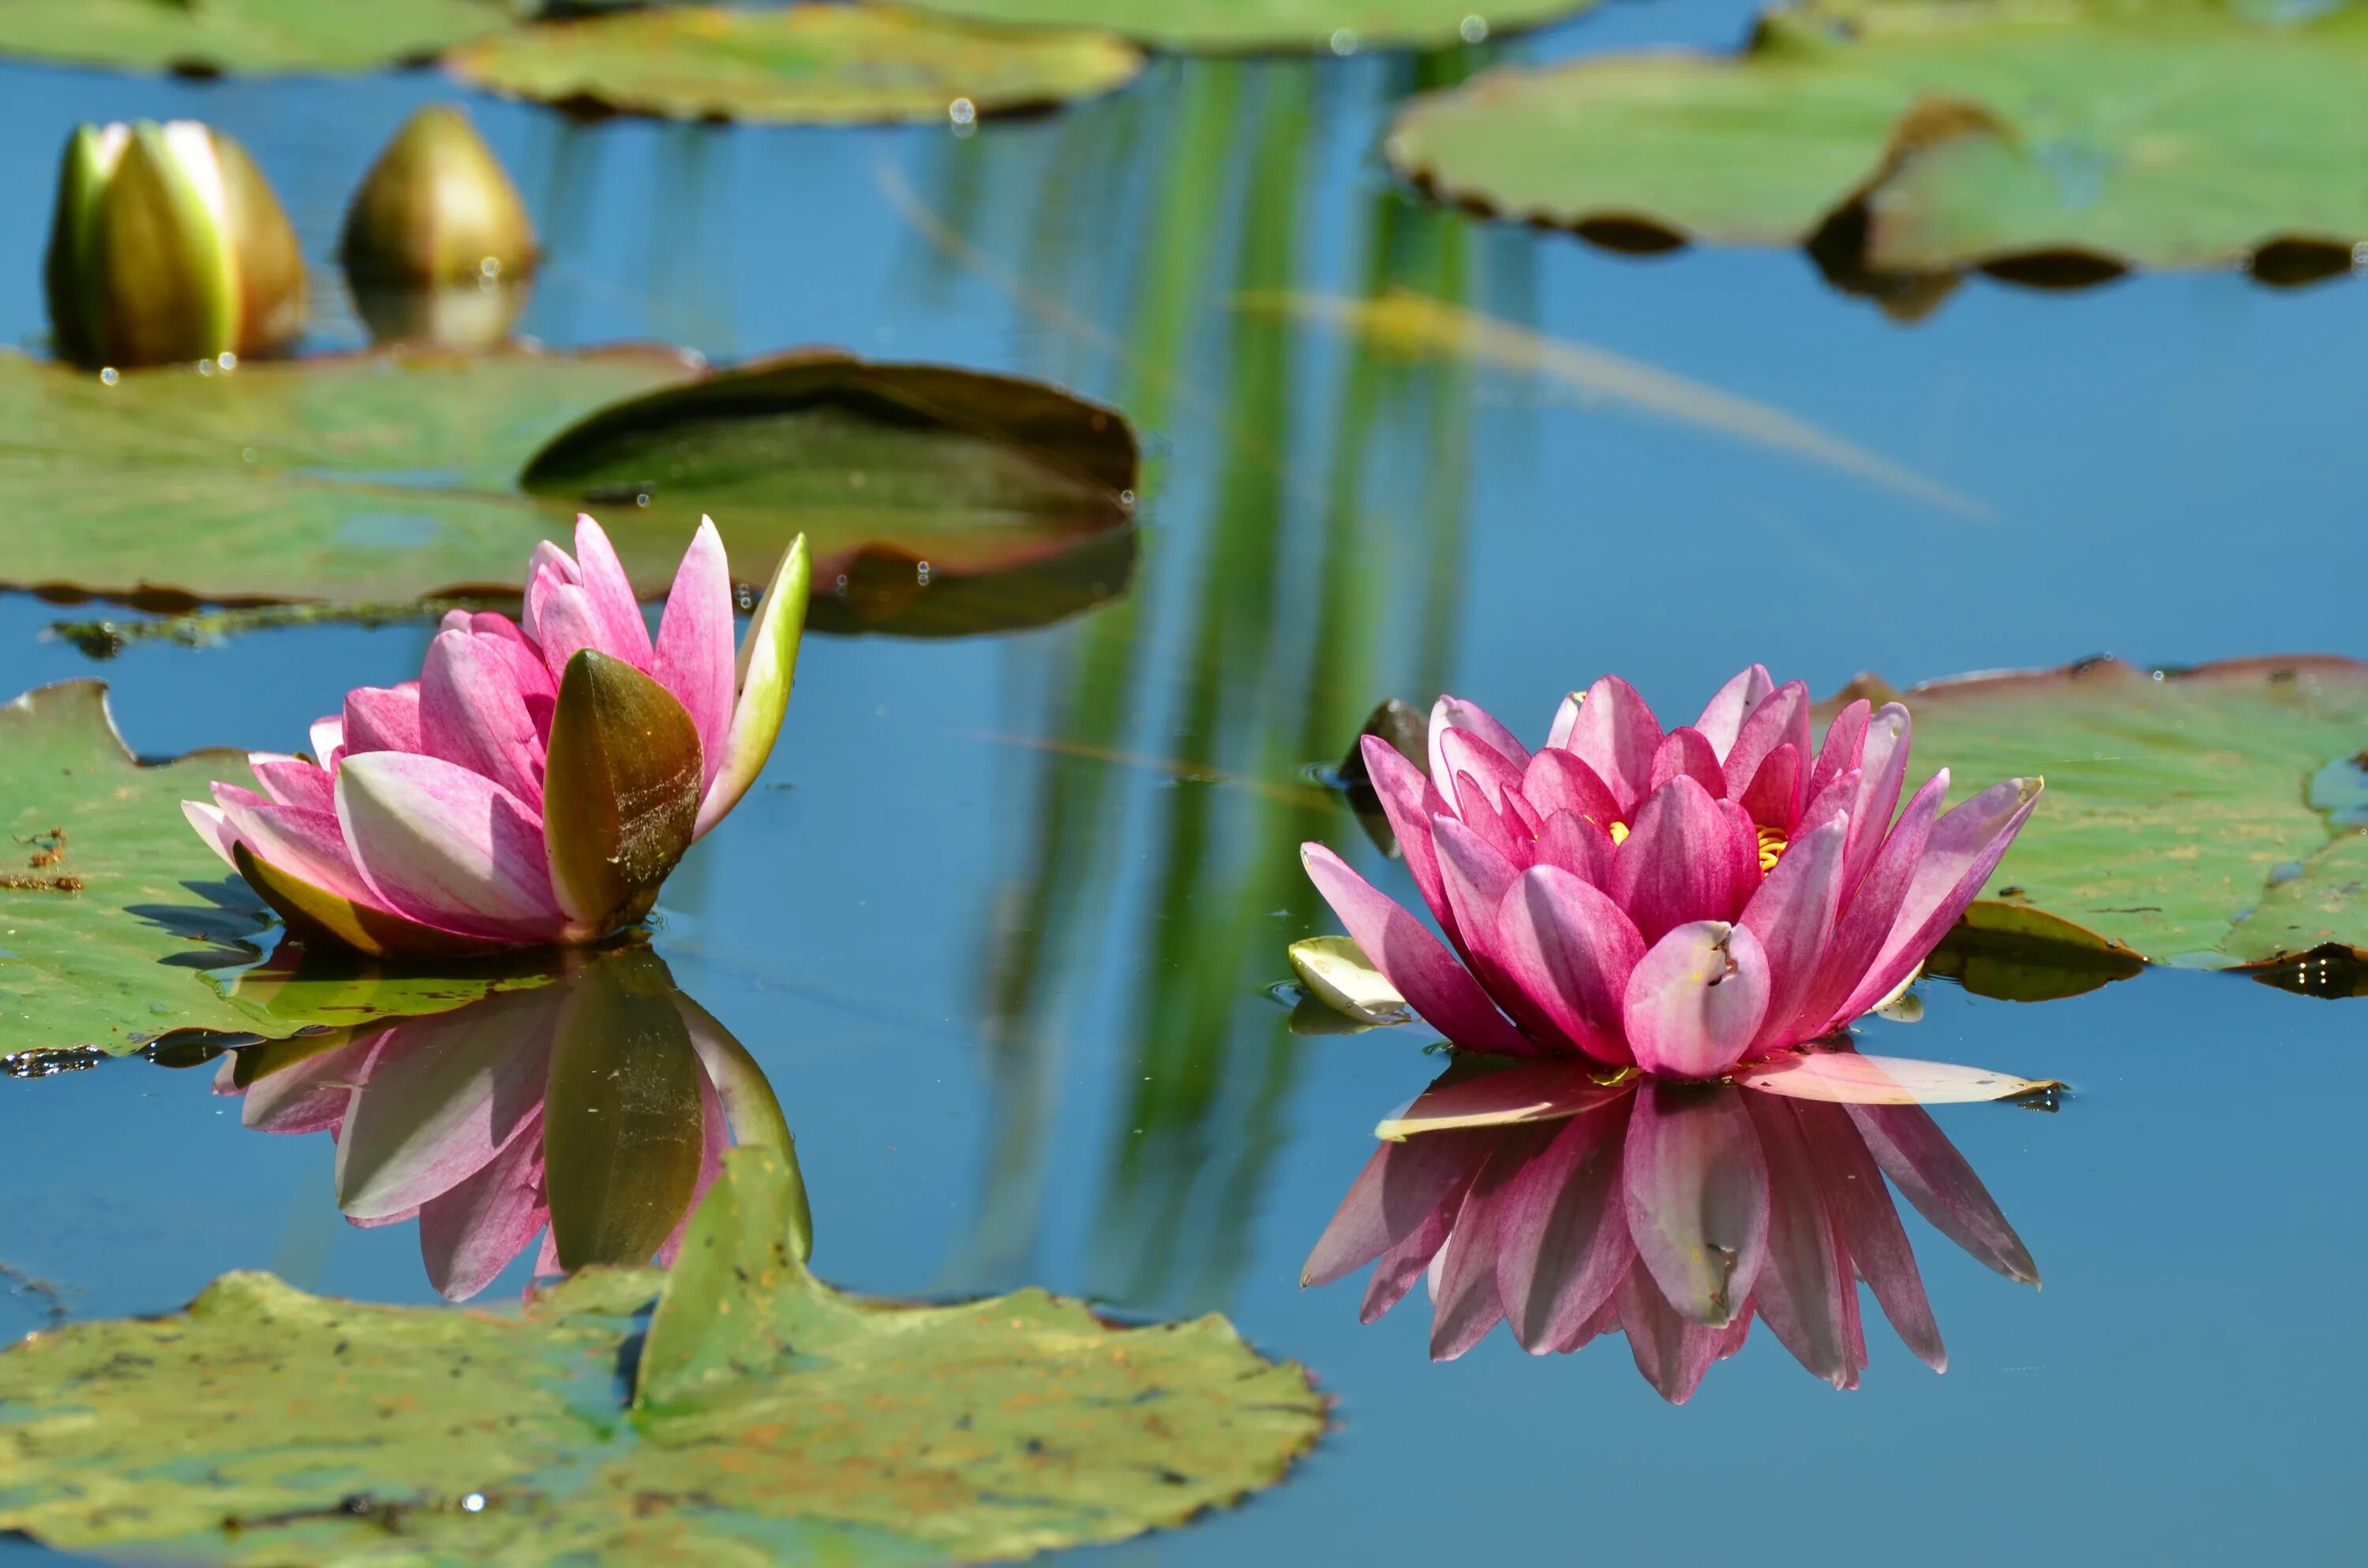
[948, 97, 976, 128]
[1460, 13, 1489, 41]
[98, 366, 119, 385]
[241, 447, 258, 464]
[195, 357, 217, 377]
[216, 351, 238, 372]
[1329, 27, 1359, 54]
[479, 256, 501, 280]
[462, 1493, 486, 1514]
[916, 559, 931, 585]
[1118, 488, 1136, 507]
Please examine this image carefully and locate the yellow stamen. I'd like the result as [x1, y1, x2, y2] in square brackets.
[1608, 821, 1630, 846]
[1756, 825, 1789, 874]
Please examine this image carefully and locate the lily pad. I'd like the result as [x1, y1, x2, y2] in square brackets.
[445, 4, 1145, 123]
[1833, 656, 2368, 968]
[0, 347, 1139, 636]
[0, 680, 563, 1056]
[0, 0, 508, 74]
[905, 0, 1597, 53]
[0, 1150, 1326, 1565]
[1386, 0, 2368, 276]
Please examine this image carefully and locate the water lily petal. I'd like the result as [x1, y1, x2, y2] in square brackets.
[213, 783, 379, 908]
[1494, 866, 1643, 1063]
[1797, 1099, 1945, 1370]
[530, 582, 610, 687]
[1847, 1101, 2040, 1285]
[1740, 813, 1849, 1050]
[1303, 1128, 1493, 1288]
[1361, 735, 1459, 939]
[233, 842, 502, 960]
[335, 991, 557, 1222]
[652, 516, 737, 796]
[1360, 1158, 1481, 1323]
[1721, 679, 1810, 814]
[1738, 1050, 2063, 1106]
[1647, 726, 1725, 800]
[1520, 747, 1622, 830]
[1534, 809, 1617, 888]
[1448, 769, 1531, 866]
[1441, 728, 1527, 818]
[249, 754, 335, 814]
[1623, 921, 1771, 1080]
[1840, 777, 2046, 1021]
[418, 1106, 549, 1303]
[1560, 675, 1662, 815]
[1744, 1091, 1857, 1388]
[1375, 1060, 1625, 1139]
[336, 750, 563, 941]
[309, 714, 344, 768]
[1434, 817, 1569, 1044]
[237, 1032, 379, 1136]
[1611, 777, 1756, 943]
[342, 681, 422, 756]
[1432, 1129, 1555, 1360]
[1429, 694, 1529, 784]
[695, 534, 811, 840]
[1621, 1082, 1769, 1327]
[1546, 689, 1585, 750]
[571, 514, 654, 669]
[182, 799, 238, 868]
[541, 649, 702, 936]
[1843, 702, 1913, 894]
[1737, 742, 1802, 832]
[1302, 843, 1530, 1055]
[1493, 1098, 1636, 1353]
[1694, 664, 1775, 759]
[1790, 770, 1945, 1038]
[420, 629, 547, 808]
[1812, 698, 1870, 800]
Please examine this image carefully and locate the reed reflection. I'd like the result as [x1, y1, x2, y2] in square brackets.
[215, 947, 796, 1301]
[1306, 1059, 2039, 1402]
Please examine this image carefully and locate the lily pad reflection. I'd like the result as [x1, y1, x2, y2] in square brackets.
[1307, 1057, 2042, 1401]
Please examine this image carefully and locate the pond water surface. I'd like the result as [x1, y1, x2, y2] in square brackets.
[5, 2, 2368, 1562]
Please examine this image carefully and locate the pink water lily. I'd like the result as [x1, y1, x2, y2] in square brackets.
[184, 516, 809, 956]
[1303, 667, 2044, 1079]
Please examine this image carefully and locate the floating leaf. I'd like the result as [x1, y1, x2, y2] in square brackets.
[0, 1151, 1326, 1566]
[1924, 900, 2145, 1001]
[1386, 0, 2368, 279]
[447, 4, 1144, 124]
[0, 0, 508, 74]
[0, 680, 560, 1055]
[1288, 934, 1411, 1025]
[1833, 656, 2368, 967]
[0, 347, 1137, 636]
[905, 0, 1598, 52]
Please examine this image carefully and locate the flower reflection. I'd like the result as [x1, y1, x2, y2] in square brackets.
[1305, 1058, 2038, 1402]
[215, 947, 797, 1301]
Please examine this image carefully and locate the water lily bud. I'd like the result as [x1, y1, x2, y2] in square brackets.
[341, 105, 538, 286]
[43, 120, 305, 369]
[350, 276, 531, 352]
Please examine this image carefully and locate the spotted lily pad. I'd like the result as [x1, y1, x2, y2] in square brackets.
[1834, 656, 2368, 968]
[446, 4, 1145, 123]
[0, 681, 560, 1057]
[0, 1150, 1326, 1565]
[1387, 0, 2368, 276]
[905, 0, 1594, 52]
[0, 347, 1138, 636]
[0, 0, 508, 73]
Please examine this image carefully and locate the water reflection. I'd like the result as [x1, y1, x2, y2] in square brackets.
[213, 946, 797, 1301]
[1306, 1060, 2038, 1402]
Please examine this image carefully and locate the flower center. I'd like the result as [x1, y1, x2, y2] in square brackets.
[1756, 825, 1789, 874]
[1606, 820, 1629, 846]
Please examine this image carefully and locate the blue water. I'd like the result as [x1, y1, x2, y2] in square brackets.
[6, 1, 2368, 1561]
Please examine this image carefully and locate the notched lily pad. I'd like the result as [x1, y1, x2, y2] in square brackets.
[905, 0, 1598, 53]
[1387, 0, 2368, 290]
[446, 3, 1145, 123]
[0, 1150, 1327, 1566]
[2, 346, 1139, 637]
[0, 0, 508, 74]
[1827, 655, 2368, 968]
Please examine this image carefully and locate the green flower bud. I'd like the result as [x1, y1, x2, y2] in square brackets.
[42, 120, 305, 370]
[340, 106, 538, 286]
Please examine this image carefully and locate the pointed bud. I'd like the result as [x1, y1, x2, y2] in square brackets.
[340, 105, 538, 286]
[42, 119, 304, 369]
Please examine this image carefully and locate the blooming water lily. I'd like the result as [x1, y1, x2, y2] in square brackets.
[185, 517, 809, 956]
[1306, 1060, 2040, 1401]
[1302, 667, 2045, 1081]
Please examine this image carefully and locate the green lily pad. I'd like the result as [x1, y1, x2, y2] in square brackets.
[1387, 0, 2368, 275]
[0, 0, 508, 74]
[0, 1150, 1326, 1565]
[445, 4, 1145, 123]
[1835, 656, 2368, 968]
[0, 680, 563, 1057]
[0, 346, 1138, 636]
[905, 0, 1595, 53]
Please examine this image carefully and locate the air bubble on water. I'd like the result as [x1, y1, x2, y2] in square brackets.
[1329, 28, 1359, 54]
[1460, 14, 1489, 41]
[948, 97, 977, 129]
[216, 351, 238, 371]
[98, 366, 119, 385]
[462, 1494, 486, 1514]
[479, 256, 501, 279]
[196, 357, 217, 376]
[916, 559, 932, 585]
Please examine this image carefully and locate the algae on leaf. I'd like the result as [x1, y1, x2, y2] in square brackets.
[447, 3, 1145, 123]
[906, 0, 1598, 52]
[0, 1150, 1327, 1566]
[0, 0, 509, 73]
[1830, 656, 2368, 968]
[1388, 0, 2368, 278]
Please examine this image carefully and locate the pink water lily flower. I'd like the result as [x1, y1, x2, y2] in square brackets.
[1303, 667, 2044, 1078]
[185, 515, 810, 956]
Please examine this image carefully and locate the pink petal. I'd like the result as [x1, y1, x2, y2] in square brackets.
[1546, 690, 1585, 750]
[212, 784, 387, 911]
[1434, 818, 1565, 1044]
[239, 1032, 380, 1135]
[1737, 743, 1802, 832]
[1534, 810, 1617, 888]
[335, 995, 554, 1222]
[1720, 680, 1810, 815]
[1375, 1060, 1628, 1139]
[1694, 664, 1774, 758]
[1441, 728, 1528, 819]
[342, 682, 422, 756]
[249, 754, 335, 814]
[572, 514, 654, 669]
[1647, 726, 1725, 800]
[531, 583, 612, 688]
[1617, 1255, 1732, 1404]
[1359, 737, 1459, 941]
[1429, 695, 1530, 784]
[335, 752, 564, 942]
[1448, 769, 1531, 867]
[1621, 1083, 1769, 1327]
[522, 546, 577, 648]
[1304, 1128, 1493, 1288]
[652, 517, 737, 796]
[1847, 1102, 2040, 1285]
[1610, 777, 1757, 944]
[308, 715, 344, 767]
[1797, 1099, 1944, 1370]
[1742, 1091, 1856, 1388]
[1812, 698, 1870, 800]
[1739, 814, 1849, 1050]
[1838, 777, 2045, 1022]
[1788, 771, 1946, 1041]
[1494, 1097, 1636, 1353]
[1739, 1049, 2059, 1106]
[1560, 675, 1662, 816]
[1520, 747, 1623, 830]
[1361, 1168, 1476, 1323]
[182, 799, 238, 868]
[1431, 1130, 1552, 1360]
[1301, 844, 1530, 1054]
[418, 1107, 549, 1302]
[1842, 702, 1913, 895]
[419, 630, 548, 808]
[1622, 920, 1771, 1080]
[1493, 866, 1644, 1064]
